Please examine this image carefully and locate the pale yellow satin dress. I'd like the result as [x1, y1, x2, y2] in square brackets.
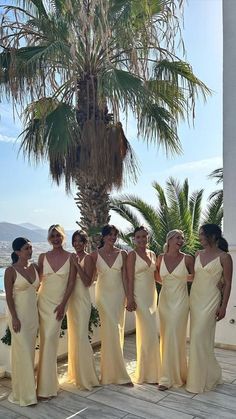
[95, 252, 131, 384]
[8, 268, 39, 406]
[186, 255, 223, 393]
[133, 251, 160, 383]
[37, 255, 70, 397]
[67, 258, 99, 390]
[158, 256, 189, 388]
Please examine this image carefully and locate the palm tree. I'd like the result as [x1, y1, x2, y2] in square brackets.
[111, 176, 224, 254]
[111, 177, 203, 255]
[0, 1, 210, 245]
[208, 168, 223, 201]
[205, 167, 223, 227]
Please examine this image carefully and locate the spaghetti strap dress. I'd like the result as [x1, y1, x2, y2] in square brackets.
[133, 251, 160, 383]
[8, 268, 39, 406]
[158, 256, 189, 388]
[37, 255, 70, 397]
[186, 255, 223, 393]
[95, 252, 131, 384]
[67, 257, 99, 390]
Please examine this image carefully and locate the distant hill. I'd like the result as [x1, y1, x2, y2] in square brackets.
[20, 222, 43, 230]
[0, 222, 46, 242]
[0, 222, 75, 243]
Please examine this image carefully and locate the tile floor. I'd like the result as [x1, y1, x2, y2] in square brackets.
[0, 334, 235, 419]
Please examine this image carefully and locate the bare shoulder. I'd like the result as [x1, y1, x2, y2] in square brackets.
[90, 250, 98, 262]
[4, 266, 16, 282]
[220, 252, 232, 264]
[4, 266, 15, 276]
[32, 262, 39, 271]
[127, 250, 136, 260]
[157, 253, 164, 261]
[121, 249, 127, 261]
[195, 250, 202, 258]
[184, 253, 195, 262]
[84, 253, 94, 264]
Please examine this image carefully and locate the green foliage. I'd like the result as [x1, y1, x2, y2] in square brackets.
[0, 0, 210, 193]
[111, 177, 223, 255]
[88, 304, 101, 341]
[1, 325, 11, 346]
[208, 167, 223, 202]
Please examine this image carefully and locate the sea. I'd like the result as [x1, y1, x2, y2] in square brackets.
[0, 267, 5, 292]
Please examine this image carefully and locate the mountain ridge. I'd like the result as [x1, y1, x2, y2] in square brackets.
[0, 222, 75, 242]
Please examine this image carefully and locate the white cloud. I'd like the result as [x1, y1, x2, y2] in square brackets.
[0, 134, 18, 143]
[33, 208, 46, 213]
[161, 156, 222, 176]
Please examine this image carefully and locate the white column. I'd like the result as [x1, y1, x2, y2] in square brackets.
[216, 0, 236, 347]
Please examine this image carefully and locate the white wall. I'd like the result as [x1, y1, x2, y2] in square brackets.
[216, 0, 236, 347]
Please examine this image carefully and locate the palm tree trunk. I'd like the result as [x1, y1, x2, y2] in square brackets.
[75, 177, 111, 250]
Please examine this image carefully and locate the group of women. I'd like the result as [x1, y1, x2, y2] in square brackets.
[4, 222, 232, 407]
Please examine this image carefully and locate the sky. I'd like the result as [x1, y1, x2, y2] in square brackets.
[0, 0, 222, 231]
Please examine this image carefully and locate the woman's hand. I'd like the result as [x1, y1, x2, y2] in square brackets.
[54, 303, 65, 321]
[12, 316, 21, 333]
[71, 253, 78, 267]
[216, 305, 226, 321]
[217, 280, 224, 292]
[126, 298, 137, 312]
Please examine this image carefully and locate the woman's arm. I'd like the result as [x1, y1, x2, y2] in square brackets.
[71, 253, 94, 287]
[54, 258, 77, 321]
[83, 254, 96, 287]
[126, 251, 137, 311]
[121, 250, 128, 296]
[185, 254, 195, 282]
[37, 253, 45, 281]
[155, 255, 163, 284]
[4, 267, 21, 332]
[216, 253, 233, 321]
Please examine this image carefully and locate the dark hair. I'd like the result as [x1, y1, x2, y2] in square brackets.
[99, 224, 119, 248]
[200, 224, 228, 252]
[11, 237, 30, 264]
[133, 226, 148, 236]
[72, 230, 88, 246]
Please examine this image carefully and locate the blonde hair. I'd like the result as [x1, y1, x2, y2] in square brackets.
[163, 229, 184, 253]
[47, 224, 66, 244]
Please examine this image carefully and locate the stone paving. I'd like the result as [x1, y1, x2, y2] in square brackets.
[0, 334, 236, 418]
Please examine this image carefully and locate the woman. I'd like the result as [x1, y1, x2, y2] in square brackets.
[90, 224, 132, 385]
[156, 230, 194, 391]
[4, 237, 39, 406]
[186, 224, 232, 393]
[126, 226, 160, 384]
[67, 230, 99, 390]
[37, 224, 76, 398]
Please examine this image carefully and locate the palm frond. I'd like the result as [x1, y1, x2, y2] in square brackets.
[202, 194, 223, 227]
[208, 167, 223, 184]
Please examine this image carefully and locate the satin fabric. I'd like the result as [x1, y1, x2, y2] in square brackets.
[37, 256, 70, 397]
[95, 252, 131, 384]
[186, 255, 223, 393]
[133, 251, 160, 383]
[8, 268, 39, 406]
[67, 258, 99, 390]
[159, 256, 189, 388]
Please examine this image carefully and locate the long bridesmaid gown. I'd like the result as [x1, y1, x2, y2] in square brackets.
[133, 251, 160, 383]
[158, 256, 189, 388]
[67, 258, 99, 390]
[186, 255, 223, 393]
[8, 269, 39, 406]
[95, 252, 131, 385]
[37, 255, 70, 397]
